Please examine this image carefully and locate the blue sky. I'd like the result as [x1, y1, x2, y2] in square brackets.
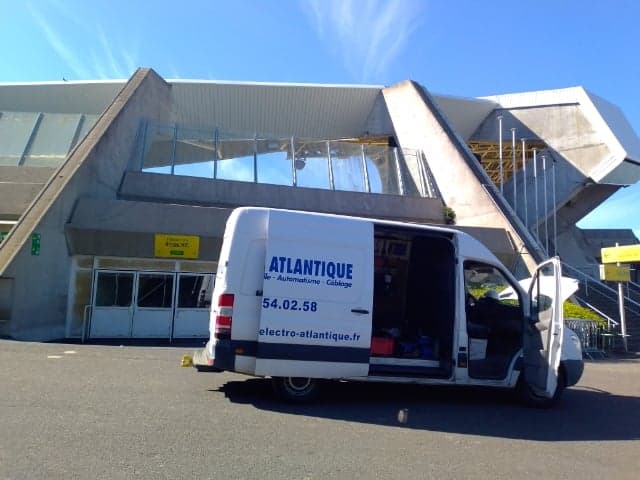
[1, 0, 639, 235]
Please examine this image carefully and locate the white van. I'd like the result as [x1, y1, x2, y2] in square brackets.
[194, 207, 583, 407]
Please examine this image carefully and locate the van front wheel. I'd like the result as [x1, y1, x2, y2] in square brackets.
[272, 377, 320, 403]
[516, 369, 566, 408]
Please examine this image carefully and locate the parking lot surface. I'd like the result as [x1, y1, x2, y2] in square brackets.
[0, 340, 638, 479]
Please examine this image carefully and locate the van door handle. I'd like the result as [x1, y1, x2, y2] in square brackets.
[351, 309, 369, 314]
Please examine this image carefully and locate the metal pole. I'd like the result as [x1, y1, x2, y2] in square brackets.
[253, 133, 258, 183]
[361, 144, 371, 193]
[291, 136, 297, 187]
[616, 243, 629, 351]
[511, 128, 517, 213]
[213, 128, 219, 179]
[393, 147, 405, 195]
[498, 115, 504, 193]
[170, 124, 178, 175]
[327, 141, 335, 190]
[521, 138, 528, 227]
[542, 154, 549, 255]
[552, 156, 557, 256]
[533, 148, 539, 240]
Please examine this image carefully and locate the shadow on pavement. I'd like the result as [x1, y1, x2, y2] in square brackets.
[214, 378, 640, 441]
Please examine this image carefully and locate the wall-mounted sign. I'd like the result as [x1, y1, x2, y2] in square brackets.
[601, 244, 640, 263]
[0, 232, 7, 244]
[31, 233, 41, 256]
[154, 234, 200, 259]
[599, 264, 631, 282]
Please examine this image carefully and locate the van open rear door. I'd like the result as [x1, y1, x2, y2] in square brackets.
[255, 210, 373, 378]
[523, 257, 564, 398]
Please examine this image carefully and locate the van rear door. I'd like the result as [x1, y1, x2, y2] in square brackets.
[523, 257, 563, 397]
[255, 210, 373, 378]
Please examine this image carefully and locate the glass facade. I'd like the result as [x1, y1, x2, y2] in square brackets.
[0, 111, 97, 167]
[136, 121, 439, 198]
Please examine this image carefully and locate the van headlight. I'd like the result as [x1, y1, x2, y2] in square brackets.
[570, 334, 581, 348]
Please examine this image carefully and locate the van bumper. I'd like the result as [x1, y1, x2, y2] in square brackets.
[192, 343, 223, 372]
[561, 359, 584, 387]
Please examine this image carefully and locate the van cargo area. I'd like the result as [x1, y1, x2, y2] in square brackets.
[370, 226, 455, 378]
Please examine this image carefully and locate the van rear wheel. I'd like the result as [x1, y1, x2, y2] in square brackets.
[271, 377, 320, 403]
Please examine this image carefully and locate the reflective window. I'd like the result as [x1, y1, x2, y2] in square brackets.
[177, 274, 214, 308]
[294, 140, 330, 189]
[216, 136, 255, 181]
[256, 139, 293, 186]
[95, 272, 134, 307]
[137, 273, 174, 308]
[174, 127, 215, 178]
[0, 112, 39, 165]
[330, 142, 366, 192]
[365, 146, 401, 195]
[141, 124, 174, 174]
[23, 114, 81, 166]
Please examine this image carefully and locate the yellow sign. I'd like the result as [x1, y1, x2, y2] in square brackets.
[154, 234, 200, 259]
[599, 264, 631, 282]
[601, 244, 640, 263]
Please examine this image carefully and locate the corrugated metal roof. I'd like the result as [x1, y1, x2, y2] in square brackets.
[169, 81, 384, 138]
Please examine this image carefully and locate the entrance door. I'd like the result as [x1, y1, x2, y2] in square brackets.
[131, 272, 175, 337]
[172, 273, 214, 338]
[90, 270, 135, 337]
[523, 258, 563, 398]
[90, 270, 176, 338]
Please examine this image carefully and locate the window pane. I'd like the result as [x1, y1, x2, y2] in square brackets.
[23, 113, 81, 167]
[178, 274, 214, 308]
[216, 136, 254, 182]
[0, 112, 39, 165]
[294, 140, 330, 189]
[95, 272, 134, 307]
[256, 139, 293, 186]
[330, 141, 366, 192]
[365, 146, 400, 195]
[142, 124, 174, 174]
[137, 274, 174, 308]
[173, 127, 215, 178]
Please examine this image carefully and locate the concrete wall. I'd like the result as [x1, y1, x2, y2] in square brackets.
[0, 69, 172, 340]
[383, 80, 544, 275]
[120, 171, 445, 224]
[65, 198, 231, 260]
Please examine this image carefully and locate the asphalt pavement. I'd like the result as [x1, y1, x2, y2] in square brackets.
[0, 339, 638, 480]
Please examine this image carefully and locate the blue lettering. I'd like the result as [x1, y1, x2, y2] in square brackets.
[303, 260, 313, 275]
[278, 257, 286, 272]
[313, 260, 321, 276]
[286, 257, 293, 274]
[336, 263, 346, 278]
[293, 259, 302, 274]
[326, 262, 336, 279]
[346, 264, 353, 279]
[269, 256, 279, 273]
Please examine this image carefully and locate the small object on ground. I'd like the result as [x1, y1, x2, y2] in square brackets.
[398, 408, 409, 424]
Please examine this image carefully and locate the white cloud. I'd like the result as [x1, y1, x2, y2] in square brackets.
[27, 1, 136, 80]
[302, 0, 425, 81]
[27, 2, 92, 79]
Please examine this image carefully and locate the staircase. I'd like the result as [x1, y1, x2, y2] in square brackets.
[563, 263, 640, 352]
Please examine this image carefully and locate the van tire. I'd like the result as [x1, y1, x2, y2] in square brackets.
[516, 368, 566, 408]
[271, 377, 320, 403]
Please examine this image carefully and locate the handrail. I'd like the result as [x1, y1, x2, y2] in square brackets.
[561, 261, 640, 312]
[574, 296, 619, 329]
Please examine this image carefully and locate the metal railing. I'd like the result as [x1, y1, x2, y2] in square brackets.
[130, 121, 440, 200]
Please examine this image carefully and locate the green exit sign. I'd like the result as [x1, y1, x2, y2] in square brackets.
[0, 231, 7, 243]
[31, 233, 41, 256]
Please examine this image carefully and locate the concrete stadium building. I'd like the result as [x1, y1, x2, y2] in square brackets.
[1, 68, 639, 347]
